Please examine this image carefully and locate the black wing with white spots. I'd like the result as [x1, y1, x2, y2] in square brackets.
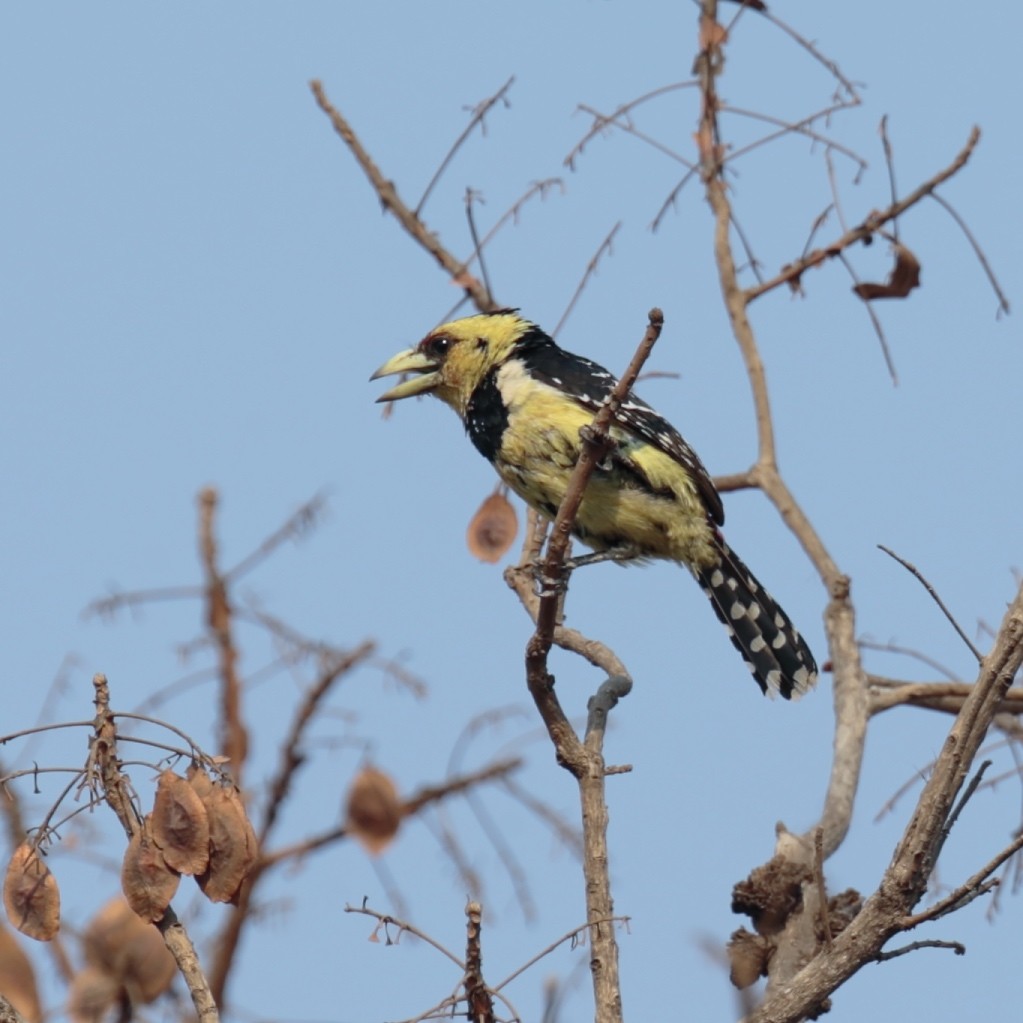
[515, 326, 725, 525]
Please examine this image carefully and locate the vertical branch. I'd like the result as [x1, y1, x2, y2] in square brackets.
[747, 582, 1023, 1022]
[89, 675, 219, 1023]
[695, 0, 774, 468]
[522, 310, 663, 1023]
[198, 488, 249, 783]
[696, 1, 866, 869]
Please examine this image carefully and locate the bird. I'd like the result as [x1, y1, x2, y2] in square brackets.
[371, 310, 817, 699]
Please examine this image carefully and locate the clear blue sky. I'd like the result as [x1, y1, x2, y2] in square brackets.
[2, 3, 1019, 1021]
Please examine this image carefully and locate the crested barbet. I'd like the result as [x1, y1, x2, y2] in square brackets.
[371, 310, 818, 699]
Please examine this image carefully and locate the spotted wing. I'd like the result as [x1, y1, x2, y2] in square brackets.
[518, 334, 724, 525]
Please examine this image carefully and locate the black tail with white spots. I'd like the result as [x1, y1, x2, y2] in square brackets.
[696, 531, 818, 699]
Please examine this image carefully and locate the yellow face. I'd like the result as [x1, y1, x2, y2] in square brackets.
[370, 312, 532, 416]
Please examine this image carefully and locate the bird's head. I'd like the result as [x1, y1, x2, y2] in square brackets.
[371, 310, 537, 417]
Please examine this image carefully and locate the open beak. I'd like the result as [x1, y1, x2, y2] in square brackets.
[370, 348, 442, 402]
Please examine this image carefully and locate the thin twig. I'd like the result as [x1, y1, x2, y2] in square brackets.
[879, 116, 899, 242]
[414, 76, 515, 216]
[460, 178, 565, 270]
[350, 902, 467, 966]
[564, 82, 698, 170]
[745, 127, 982, 303]
[722, 103, 868, 173]
[838, 251, 898, 383]
[928, 191, 1011, 316]
[878, 545, 984, 662]
[224, 493, 327, 582]
[875, 939, 965, 962]
[932, 760, 992, 867]
[310, 80, 496, 312]
[553, 222, 622, 336]
[493, 916, 630, 991]
[463, 187, 495, 308]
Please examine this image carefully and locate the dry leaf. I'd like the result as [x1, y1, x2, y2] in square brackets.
[346, 766, 402, 856]
[151, 770, 210, 876]
[466, 490, 518, 563]
[67, 966, 120, 1023]
[3, 844, 60, 941]
[727, 928, 769, 989]
[0, 919, 43, 1021]
[121, 821, 179, 923]
[84, 896, 175, 1003]
[196, 785, 258, 904]
[852, 241, 921, 300]
[186, 762, 214, 800]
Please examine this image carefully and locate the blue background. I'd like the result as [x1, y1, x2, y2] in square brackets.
[1, 3, 1019, 1021]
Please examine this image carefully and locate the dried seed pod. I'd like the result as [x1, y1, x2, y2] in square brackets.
[186, 762, 214, 800]
[67, 966, 120, 1023]
[346, 766, 402, 855]
[727, 928, 769, 989]
[466, 490, 517, 563]
[151, 770, 210, 876]
[0, 919, 43, 1021]
[121, 820, 179, 923]
[196, 785, 258, 904]
[3, 843, 60, 941]
[83, 895, 175, 1003]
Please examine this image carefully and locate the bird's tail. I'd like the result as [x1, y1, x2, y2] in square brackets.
[695, 530, 818, 699]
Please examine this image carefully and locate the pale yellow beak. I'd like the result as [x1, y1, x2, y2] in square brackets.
[370, 348, 442, 402]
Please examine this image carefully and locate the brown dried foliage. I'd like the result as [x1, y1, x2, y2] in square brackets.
[466, 490, 518, 563]
[196, 784, 258, 904]
[0, 919, 42, 1021]
[727, 927, 770, 989]
[3, 843, 60, 942]
[120, 820, 180, 923]
[82, 895, 176, 1004]
[151, 770, 211, 876]
[66, 967, 121, 1023]
[346, 766, 402, 855]
[853, 240, 922, 300]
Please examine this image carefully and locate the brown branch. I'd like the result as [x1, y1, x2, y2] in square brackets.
[415, 76, 515, 217]
[207, 640, 374, 1006]
[745, 126, 981, 303]
[874, 939, 965, 962]
[464, 901, 496, 1023]
[746, 579, 1023, 1022]
[89, 675, 219, 1023]
[460, 178, 565, 269]
[900, 829, 1023, 928]
[722, 102, 867, 173]
[878, 545, 984, 662]
[345, 902, 465, 968]
[310, 79, 497, 312]
[493, 915, 630, 991]
[837, 250, 898, 383]
[698, 5, 863, 884]
[553, 222, 622, 336]
[198, 488, 249, 784]
[564, 82, 697, 171]
[224, 493, 327, 583]
[525, 309, 663, 769]
[869, 680, 1023, 717]
[518, 309, 662, 1023]
[928, 190, 1011, 316]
